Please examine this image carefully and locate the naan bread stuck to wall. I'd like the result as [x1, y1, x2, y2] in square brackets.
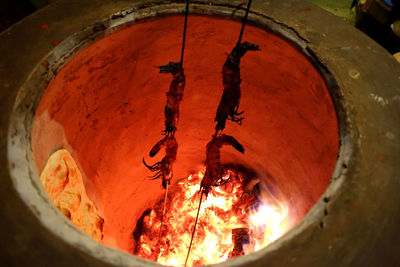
[40, 149, 104, 242]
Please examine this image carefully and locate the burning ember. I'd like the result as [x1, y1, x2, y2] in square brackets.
[133, 168, 289, 266]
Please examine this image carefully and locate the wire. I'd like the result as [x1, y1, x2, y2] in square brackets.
[236, 0, 253, 46]
[180, 0, 190, 66]
[157, 183, 169, 248]
[184, 191, 204, 266]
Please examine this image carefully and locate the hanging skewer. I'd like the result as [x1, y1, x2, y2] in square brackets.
[185, 135, 245, 266]
[143, 135, 177, 258]
[156, 0, 189, 137]
[185, 0, 255, 264]
[158, 0, 189, 136]
[214, 0, 259, 135]
[143, 0, 190, 257]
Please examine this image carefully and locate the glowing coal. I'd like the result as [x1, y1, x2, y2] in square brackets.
[133, 168, 289, 266]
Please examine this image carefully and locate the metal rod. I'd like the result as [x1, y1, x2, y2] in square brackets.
[157, 183, 169, 248]
[236, 0, 253, 46]
[184, 191, 204, 266]
[158, 183, 168, 242]
[180, 0, 190, 66]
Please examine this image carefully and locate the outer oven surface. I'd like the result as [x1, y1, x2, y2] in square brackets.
[1, 0, 400, 266]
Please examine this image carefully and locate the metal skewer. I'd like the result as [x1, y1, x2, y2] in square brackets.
[157, 183, 169, 257]
[185, 190, 204, 266]
[157, 0, 190, 256]
[184, 0, 253, 265]
[180, 0, 190, 66]
[236, 0, 252, 46]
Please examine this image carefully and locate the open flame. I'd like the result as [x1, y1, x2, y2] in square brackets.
[134, 168, 289, 266]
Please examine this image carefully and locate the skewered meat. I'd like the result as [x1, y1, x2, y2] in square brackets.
[215, 42, 259, 134]
[158, 62, 185, 136]
[200, 134, 245, 196]
[143, 136, 178, 189]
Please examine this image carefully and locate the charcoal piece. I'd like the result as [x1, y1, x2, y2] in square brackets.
[229, 227, 250, 258]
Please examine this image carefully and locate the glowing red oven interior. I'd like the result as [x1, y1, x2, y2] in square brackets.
[31, 15, 339, 266]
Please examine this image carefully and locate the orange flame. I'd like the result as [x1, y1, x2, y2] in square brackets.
[134, 168, 289, 266]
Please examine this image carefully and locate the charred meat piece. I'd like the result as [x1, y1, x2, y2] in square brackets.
[200, 134, 245, 196]
[215, 42, 260, 133]
[143, 136, 178, 189]
[158, 62, 185, 136]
